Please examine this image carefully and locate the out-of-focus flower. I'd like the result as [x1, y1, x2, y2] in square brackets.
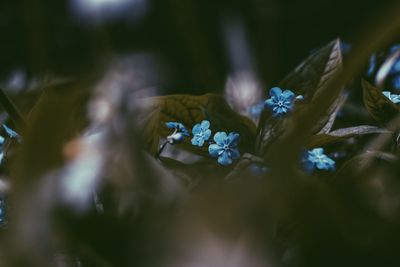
[264, 87, 300, 117]
[166, 122, 190, 144]
[208, 132, 240, 166]
[340, 41, 352, 55]
[383, 91, 400, 104]
[191, 120, 211, 147]
[302, 148, 335, 173]
[248, 163, 269, 175]
[367, 53, 377, 77]
[0, 198, 6, 226]
[248, 102, 264, 119]
[2, 124, 21, 143]
[392, 76, 400, 90]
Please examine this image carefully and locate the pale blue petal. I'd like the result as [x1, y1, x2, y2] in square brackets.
[0, 136, 4, 146]
[313, 148, 324, 155]
[203, 129, 212, 140]
[383, 91, 391, 99]
[192, 123, 202, 134]
[191, 136, 201, 146]
[213, 132, 227, 146]
[201, 120, 210, 129]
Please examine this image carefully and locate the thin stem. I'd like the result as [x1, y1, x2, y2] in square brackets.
[156, 140, 169, 159]
[0, 89, 25, 130]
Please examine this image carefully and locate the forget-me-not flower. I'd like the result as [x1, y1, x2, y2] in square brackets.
[383, 91, 400, 104]
[264, 87, 300, 117]
[208, 132, 240, 166]
[303, 147, 335, 173]
[191, 120, 211, 147]
[166, 122, 190, 144]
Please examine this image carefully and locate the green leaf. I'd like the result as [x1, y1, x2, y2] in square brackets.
[256, 39, 343, 156]
[141, 93, 256, 157]
[309, 125, 391, 147]
[362, 79, 400, 124]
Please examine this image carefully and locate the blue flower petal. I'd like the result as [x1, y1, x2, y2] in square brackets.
[213, 132, 227, 146]
[3, 124, 20, 141]
[313, 148, 324, 155]
[269, 87, 282, 97]
[227, 132, 240, 146]
[166, 122, 178, 129]
[281, 90, 295, 100]
[209, 144, 223, 157]
[264, 98, 275, 108]
[203, 129, 212, 140]
[200, 120, 210, 129]
[192, 123, 202, 134]
[218, 151, 232, 166]
[229, 148, 240, 160]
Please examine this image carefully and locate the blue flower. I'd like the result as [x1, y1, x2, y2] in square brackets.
[208, 132, 240, 166]
[2, 124, 21, 143]
[383, 91, 400, 104]
[165, 122, 190, 144]
[248, 102, 265, 119]
[264, 87, 297, 117]
[303, 148, 335, 173]
[191, 120, 212, 147]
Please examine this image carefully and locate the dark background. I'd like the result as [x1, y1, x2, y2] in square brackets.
[0, 0, 395, 94]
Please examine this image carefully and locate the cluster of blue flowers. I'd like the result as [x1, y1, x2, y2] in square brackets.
[165, 120, 240, 166]
[165, 87, 336, 173]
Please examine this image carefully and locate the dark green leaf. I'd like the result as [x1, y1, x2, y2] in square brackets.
[362, 79, 400, 124]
